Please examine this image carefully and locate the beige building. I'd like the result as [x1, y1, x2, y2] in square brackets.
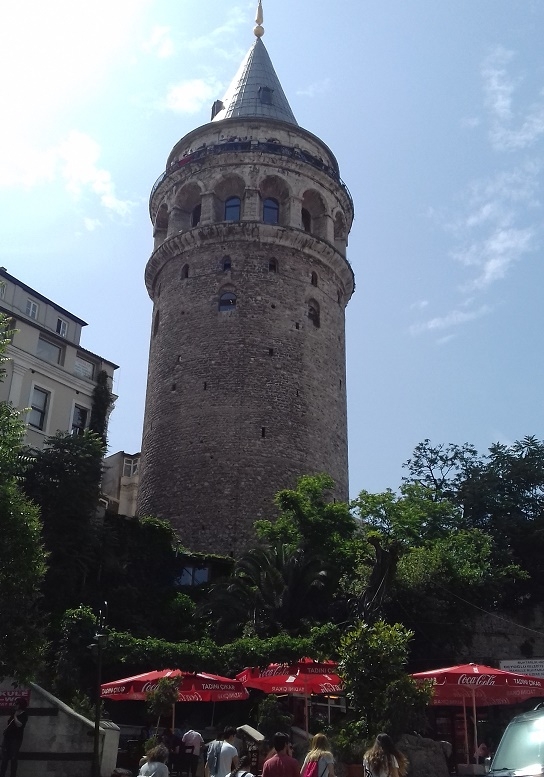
[0, 267, 117, 449]
[101, 450, 140, 516]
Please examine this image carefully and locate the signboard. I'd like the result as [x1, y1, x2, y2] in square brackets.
[499, 659, 544, 679]
[0, 688, 30, 710]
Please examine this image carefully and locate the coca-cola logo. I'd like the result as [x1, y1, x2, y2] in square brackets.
[457, 674, 496, 686]
[142, 682, 160, 693]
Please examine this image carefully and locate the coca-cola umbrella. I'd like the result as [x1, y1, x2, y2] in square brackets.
[101, 668, 248, 728]
[412, 663, 544, 764]
[236, 658, 343, 731]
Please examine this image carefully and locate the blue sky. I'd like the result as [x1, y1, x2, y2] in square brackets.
[2, 0, 544, 499]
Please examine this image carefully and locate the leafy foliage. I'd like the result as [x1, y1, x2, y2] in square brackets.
[89, 370, 114, 445]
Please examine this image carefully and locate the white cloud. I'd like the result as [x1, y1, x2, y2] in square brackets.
[297, 79, 332, 98]
[410, 305, 491, 336]
[164, 78, 223, 115]
[181, 7, 247, 56]
[143, 26, 174, 59]
[410, 300, 429, 311]
[84, 218, 101, 232]
[482, 46, 544, 151]
[0, 131, 134, 218]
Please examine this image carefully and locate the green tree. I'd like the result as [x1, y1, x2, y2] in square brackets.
[89, 370, 114, 445]
[146, 677, 180, 736]
[22, 431, 104, 616]
[204, 543, 328, 640]
[338, 619, 431, 740]
[0, 315, 47, 680]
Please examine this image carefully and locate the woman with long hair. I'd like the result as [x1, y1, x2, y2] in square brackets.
[301, 733, 336, 777]
[363, 733, 408, 777]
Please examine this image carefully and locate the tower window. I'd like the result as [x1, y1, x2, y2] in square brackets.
[182, 264, 189, 279]
[153, 310, 160, 336]
[311, 271, 318, 287]
[263, 198, 279, 225]
[191, 204, 201, 226]
[219, 292, 237, 312]
[259, 87, 274, 105]
[268, 258, 278, 273]
[308, 302, 320, 328]
[222, 256, 232, 271]
[225, 196, 241, 221]
[261, 427, 266, 437]
[301, 208, 311, 233]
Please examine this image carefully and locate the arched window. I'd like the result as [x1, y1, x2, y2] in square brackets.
[153, 310, 160, 337]
[191, 204, 201, 226]
[268, 258, 278, 273]
[181, 264, 189, 279]
[301, 208, 311, 232]
[263, 198, 279, 224]
[308, 302, 320, 328]
[225, 196, 241, 221]
[219, 292, 237, 311]
[222, 256, 232, 271]
[311, 272, 318, 287]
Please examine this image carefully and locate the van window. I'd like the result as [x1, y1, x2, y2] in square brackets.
[491, 713, 544, 774]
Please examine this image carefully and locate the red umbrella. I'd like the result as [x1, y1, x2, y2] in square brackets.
[101, 669, 249, 703]
[412, 663, 544, 764]
[236, 658, 342, 732]
[236, 658, 342, 695]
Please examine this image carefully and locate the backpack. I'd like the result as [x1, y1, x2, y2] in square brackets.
[207, 741, 222, 776]
[303, 760, 327, 777]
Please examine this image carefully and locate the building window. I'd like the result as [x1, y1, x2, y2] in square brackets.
[222, 256, 232, 271]
[71, 405, 88, 435]
[177, 566, 209, 586]
[219, 292, 236, 311]
[74, 355, 95, 380]
[268, 258, 278, 273]
[259, 86, 274, 105]
[37, 336, 62, 365]
[56, 318, 67, 337]
[26, 299, 39, 319]
[191, 204, 201, 227]
[301, 208, 311, 232]
[153, 310, 160, 337]
[29, 387, 49, 430]
[311, 271, 318, 287]
[263, 198, 279, 224]
[0, 283, 5, 299]
[123, 457, 139, 477]
[224, 196, 241, 222]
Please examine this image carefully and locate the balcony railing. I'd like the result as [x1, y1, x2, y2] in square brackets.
[149, 140, 353, 215]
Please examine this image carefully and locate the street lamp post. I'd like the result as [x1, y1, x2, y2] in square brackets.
[91, 603, 108, 777]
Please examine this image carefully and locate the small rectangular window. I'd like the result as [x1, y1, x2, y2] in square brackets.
[0, 283, 5, 299]
[71, 405, 88, 435]
[29, 387, 49, 430]
[26, 299, 38, 319]
[123, 457, 139, 477]
[176, 566, 209, 586]
[74, 356, 95, 380]
[56, 318, 67, 337]
[37, 337, 62, 365]
[259, 86, 273, 105]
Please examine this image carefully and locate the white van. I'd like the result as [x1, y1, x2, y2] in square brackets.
[488, 705, 544, 776]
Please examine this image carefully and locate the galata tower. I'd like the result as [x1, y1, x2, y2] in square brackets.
[137, 2, 355, 554]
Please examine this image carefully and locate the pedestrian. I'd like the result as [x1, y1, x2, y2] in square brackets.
[262, 733, 299, 777]
[475, 742, 490, 764]
[205, 727, 239, 777]
[230, 754, 255, 777]
[0, 698, 28, 777]
[182, 727, 205, 777]
[363, 733, 408, 777]
[139, 743, 170, 777]
[301, 733, 335, 777]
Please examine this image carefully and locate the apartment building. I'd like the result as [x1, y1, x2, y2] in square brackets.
[0, 267, 118, 449]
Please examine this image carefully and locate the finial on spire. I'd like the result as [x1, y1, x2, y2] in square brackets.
[254, 0, 264, 37]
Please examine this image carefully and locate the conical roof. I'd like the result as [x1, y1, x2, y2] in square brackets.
[212, 36, 298, 125]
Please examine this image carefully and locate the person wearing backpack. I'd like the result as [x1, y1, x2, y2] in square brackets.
[229, 754, 255, 777]
[205, 728, 239, 777]
[301, 734, 335, 777]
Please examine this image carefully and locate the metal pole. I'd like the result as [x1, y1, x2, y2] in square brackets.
[92, 603, 108, 777]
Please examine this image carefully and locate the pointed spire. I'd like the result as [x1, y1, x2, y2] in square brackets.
[211, 2, 297, 125]
[254, 0, 264, 38]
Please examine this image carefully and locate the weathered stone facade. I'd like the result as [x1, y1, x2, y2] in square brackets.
[138, 112, 354, 554]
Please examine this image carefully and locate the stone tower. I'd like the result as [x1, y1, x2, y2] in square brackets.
[137, 3, 355, 554]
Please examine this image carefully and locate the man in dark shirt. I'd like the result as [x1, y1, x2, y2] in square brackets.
[262, 733, 299, 777]
[0, 698, 28, 777]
